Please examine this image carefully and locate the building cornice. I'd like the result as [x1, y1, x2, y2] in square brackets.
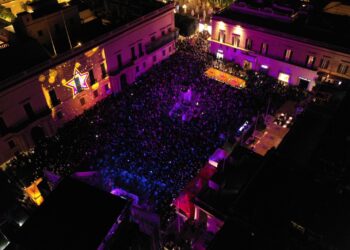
[212, 15, 350, 56]
[0, 2, 175, 92]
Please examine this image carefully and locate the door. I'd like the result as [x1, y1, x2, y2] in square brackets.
[120, 74, 128, 90]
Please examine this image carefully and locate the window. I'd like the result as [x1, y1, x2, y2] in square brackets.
[168, 27, 171, 32]
[105, 84, 111, 93]
[57, 111, 63, 119]
[131, 46, 136, 60]
[37, 30, 43, 37]
[138, 43, 143, 57]
[117, 54, 122, 69]
[74, 77, 82, 93]
[260, 43, 268, 55]
[161, 30, 166, 36]
[243, 60, 252, 70]
[231, 34, 240, 47]
[337, 64, 349, 74]
[24, 103, 35, 119]
[153, 55, 156, 63]
[218, 30, 225, 43]
[80, 98, 85, 106]
[89, 69, 96, 85]
[305, 55, 315, 68]
[278, 72, 290, 84]
[284, 49, 293, 62]
[151, 35, 156, 42]
[162, 50, 166, 56]
[319, 58, 330, 69]
[8, 140, 15, 149]
[49, 89, 60, 107]
[136, 66, 139, 73]
[100, 63, 107, 79]
[245, 38, 252, 50]
[93, 90, 99, 98]
[0, 117, 7, 135]
[169, 46, 172, 53]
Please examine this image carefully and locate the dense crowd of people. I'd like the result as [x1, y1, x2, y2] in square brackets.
[5, 33, 308, 227]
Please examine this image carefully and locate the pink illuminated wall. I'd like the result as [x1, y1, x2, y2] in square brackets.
[0, 3, 176, 165]
[39, 46, 110, 125]
[210, 18, 350, 86]
[103, 7, 176, 92]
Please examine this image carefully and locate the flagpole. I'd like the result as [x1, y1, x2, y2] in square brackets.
[46, 18, 57, 56]
[61, 10, 72, 49]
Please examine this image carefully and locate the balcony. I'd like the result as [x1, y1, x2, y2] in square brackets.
[250, 52, 318, 71]
[0, 108, 51, 137]
[210, 38, 318, 71]
[108, 60, 134, 77]
[145, 28, 179, 54]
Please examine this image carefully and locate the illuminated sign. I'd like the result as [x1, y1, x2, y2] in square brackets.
[278, 72, 290, 83]
[64, 68, 89, 95]
[298, 77, 310, 82]
[238, 121, 249, 133]
[216, 49, 224, 60]
[25, 178, 44, 206]
[261, 64, 269, 69]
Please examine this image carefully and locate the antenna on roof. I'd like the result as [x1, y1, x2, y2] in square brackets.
[46, 17, 57, 56]
[61, 10, 73, 50]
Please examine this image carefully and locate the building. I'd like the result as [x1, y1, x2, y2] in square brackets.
[0, 0, 27, 17]
[209, 0, 350, 89]
[192, 85, 350, 249]
[193, 146, 263, 235]
[0, 0, 177, 165]
[7, 177, 131, 249]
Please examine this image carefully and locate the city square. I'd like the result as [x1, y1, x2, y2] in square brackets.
[0, 0, 349, 249]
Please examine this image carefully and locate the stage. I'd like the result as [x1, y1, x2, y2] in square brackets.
[205, 68, 246, 89]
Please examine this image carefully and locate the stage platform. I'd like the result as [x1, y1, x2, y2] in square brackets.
[205, 68, 246, 89]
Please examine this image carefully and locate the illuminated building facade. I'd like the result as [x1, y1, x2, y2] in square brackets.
[209, 1, 350, 89]
[0, 0, 176, 164]
[0, 0, 29, 16]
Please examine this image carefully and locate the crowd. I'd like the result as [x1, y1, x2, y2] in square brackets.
[5, 33, 308, 227]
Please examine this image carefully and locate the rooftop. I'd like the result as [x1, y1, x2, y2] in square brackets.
[204, 86, 350, 249]
[194, 146, 263, 219]
[277, 87, 348, 168]
[21, 0, 69, 20]
[0, 0, 171, 91]
[233, 154, 350, 250]
[214, 2, 350, 53]
[0, 37, 50, 85]
[207, 220, 268, 250]
[12, 178, 129, 250]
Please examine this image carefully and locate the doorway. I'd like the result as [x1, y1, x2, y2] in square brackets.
[120, 74, 128, 90]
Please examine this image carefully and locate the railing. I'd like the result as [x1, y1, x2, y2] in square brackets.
[108, 60, 134, 76]
[210, 38, 318, 71]
[145, 28, 179, 54]
[262, 53, 318, 71]
[0, 108, 51, 137]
